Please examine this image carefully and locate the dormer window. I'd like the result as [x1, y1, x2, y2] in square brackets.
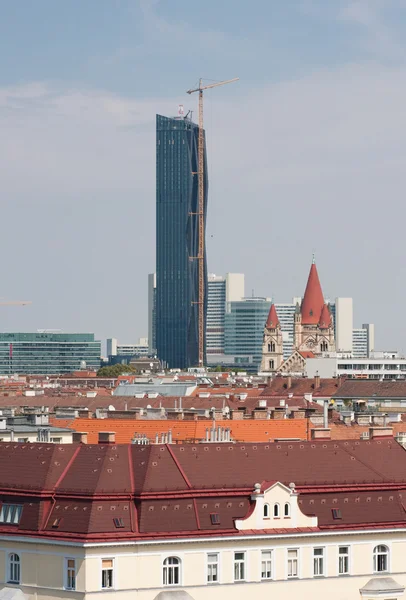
[0, 504, 22, 525]
[284, 502, 291, 518]
[263, 503, 270, 518]
[273, 503, 280, 518]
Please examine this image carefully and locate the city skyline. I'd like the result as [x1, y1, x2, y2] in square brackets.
[1, 1, 406, 351]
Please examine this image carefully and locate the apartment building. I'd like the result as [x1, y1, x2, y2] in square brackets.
[0, 439, 406, 600]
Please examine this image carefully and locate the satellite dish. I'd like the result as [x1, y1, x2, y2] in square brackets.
[108, 405, 115, 411]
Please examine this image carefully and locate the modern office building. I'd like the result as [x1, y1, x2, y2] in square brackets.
[224, 297, 272, 367]
[0, 332, 101, 375]
[353, 323, 375, 358]
[207, 273, 245, 356]
[306, 350, 405, 380]
[107, 338, 149, 359]
[147, 273, 157, 354]
[155, 114, 208, 369]
[274, 300, 301, 359]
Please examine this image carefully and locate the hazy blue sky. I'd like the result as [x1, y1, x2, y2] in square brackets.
[1, 0, 406, 352]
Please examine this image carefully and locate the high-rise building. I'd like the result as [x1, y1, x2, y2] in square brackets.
[0, 332, 101, 375]
[353, 324, 375, 358]
[155, 114, 208, 369]
[148, 273, 157, 354]
[334, 297, 353, 353]
[224, 297, 271, 367]
[207, 273, 245, 356]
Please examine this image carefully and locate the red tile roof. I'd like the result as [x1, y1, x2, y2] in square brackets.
[319, 303, 332, 328]
[0, 440, 405, 542]
[301, 262, 325, 324]
[266, 304, 280, 328]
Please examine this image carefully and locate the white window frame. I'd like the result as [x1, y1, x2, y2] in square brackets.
[8, 553, 20, 584]
[206, 553, 219, 584]
[263, 503, 270, 518]
[313, 547, 325, 577]
[101, 558, 114, 590]
[273, 503, 280, 518]
[163, 556, 181, 586]
[338, 546, 350, 576]
[287, 547, 299, 579]
[373, 544, 389, 574]
[234, 551, 246, 582]
[284, 502, 291, 518]
[65, 557, 76, 590]
[261, 550, 272, 580]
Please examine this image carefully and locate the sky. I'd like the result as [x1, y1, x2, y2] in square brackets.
[1, 0, 406, 352]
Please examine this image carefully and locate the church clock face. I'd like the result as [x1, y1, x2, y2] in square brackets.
[307, 339, 315, 348]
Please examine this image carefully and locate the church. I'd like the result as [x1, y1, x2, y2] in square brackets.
[260, 260, 335, 374]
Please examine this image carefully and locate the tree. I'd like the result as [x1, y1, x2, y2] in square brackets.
[97, 364, 137, 377]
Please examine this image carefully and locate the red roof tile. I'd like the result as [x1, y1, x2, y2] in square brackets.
[266, 304, 280, 328]
[301, 262, 325, 324]
[319, 304, 332, 328]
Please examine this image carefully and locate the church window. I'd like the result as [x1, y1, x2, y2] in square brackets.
[269, 360, 274, 370]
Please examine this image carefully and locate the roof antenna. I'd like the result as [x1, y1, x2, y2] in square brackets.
[312, 252, 316, 265]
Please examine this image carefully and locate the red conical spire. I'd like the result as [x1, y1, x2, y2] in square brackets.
[319, 303, 331, 329]
[301, 259, 325, 324]
[266, 304, 280, 328]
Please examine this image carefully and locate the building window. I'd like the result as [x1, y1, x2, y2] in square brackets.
[313, 548, 325, 576]
[284, 502, 290, 517]
[163, 557, 181, 586]
[287, 549, 298, 578]
[261, 551, 272, 580]
[273, 503, 280, 518]
[101, 559, 113, 589]
[264, 503, 270, 518]
[234, 552, 245, 581]
[207, 553, 218, 583]
[268, 359, 274, 369]
[373, 545, 389, 573]
[8, 553, 20, 584]
[0, 504, 22, 525]
[338, 547, 349, 575]
[65, 559, 76, 590]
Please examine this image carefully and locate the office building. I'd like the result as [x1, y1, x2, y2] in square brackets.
[224, 297, 271, 367]
[207, 273, 245, 356]
[334, 297, 353, 352]
[155, 114, 208, 369]
[0, 332, 101, 375]
[148, 273, 157, 354]
[353, 323, 375, 358]
[1, 438, 406, 600]
[306, 350, 404, 380]
[107, 338, 149, 359]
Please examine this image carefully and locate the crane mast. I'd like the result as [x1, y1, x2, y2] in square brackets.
[187, 77, 239, 366]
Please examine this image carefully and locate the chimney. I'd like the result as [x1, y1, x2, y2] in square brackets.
[98, 431, 116, 444]
[314, 374, 320, 389]
[287, 375, 292, 389]
[311, 428, 331, 440]
[73, 431, 88, 444]
[369, 427, 393, 440]
[323, 399, 329, 429]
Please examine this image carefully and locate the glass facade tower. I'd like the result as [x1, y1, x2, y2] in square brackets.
[224, 298, 272, 367]
[0, 332, 101, 375]
[156, 114, 208, 369]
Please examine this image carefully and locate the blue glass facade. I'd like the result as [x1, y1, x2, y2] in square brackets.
[0, 332, 101, 375]
[156, 115, 208, 369]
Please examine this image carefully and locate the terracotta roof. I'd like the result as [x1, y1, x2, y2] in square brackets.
[265, 304, 280, 328]
[261, 377, 342, 397]
[319, 304, 332, 328]
[301, 262, 325, 325]
[299, 351, 316, 359]
[332, 380, 406, 399]
[49, 417, 308, 443]
[0, 440, 405, 542]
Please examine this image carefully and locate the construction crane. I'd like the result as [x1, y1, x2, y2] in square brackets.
[0, 301, 32, 306]
[186, 77, 239, 366]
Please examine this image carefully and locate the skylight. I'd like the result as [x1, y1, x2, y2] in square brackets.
[0, 504, 23, 525]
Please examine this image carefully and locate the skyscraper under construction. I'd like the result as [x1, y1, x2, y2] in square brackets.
[155, 114, 208, 369]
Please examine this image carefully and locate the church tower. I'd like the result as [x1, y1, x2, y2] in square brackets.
[294, 258, 335, 354]
[260, 304, 284, 372]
